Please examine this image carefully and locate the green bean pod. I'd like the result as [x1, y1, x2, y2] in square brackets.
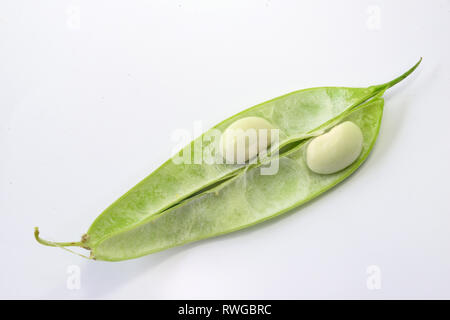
[35, 59, 421, 261]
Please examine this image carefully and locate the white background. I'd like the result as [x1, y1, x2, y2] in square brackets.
[1, 0, 449, 299]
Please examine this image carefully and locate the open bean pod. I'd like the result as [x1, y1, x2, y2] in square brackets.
[35, 59, 421, 261]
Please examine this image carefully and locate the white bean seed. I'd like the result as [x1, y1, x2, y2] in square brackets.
[220, 117, 275, 163]
[306, 121, 363, 174]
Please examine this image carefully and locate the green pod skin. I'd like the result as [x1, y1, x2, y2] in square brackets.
[93, 98, 384, 261]
[35, 59, 421, 261]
